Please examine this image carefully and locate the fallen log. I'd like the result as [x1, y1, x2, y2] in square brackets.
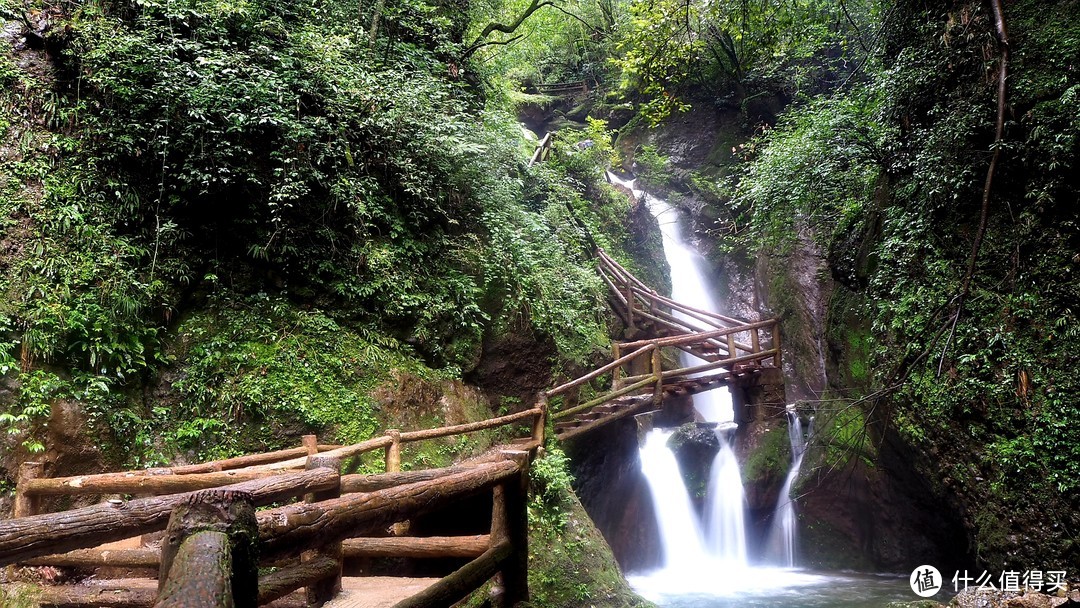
[342, 535, 489, 559]
[258, 459, 520, 562]
[0, 468, 338, 567]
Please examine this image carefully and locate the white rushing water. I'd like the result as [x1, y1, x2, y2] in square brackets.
[706, 428, 748, 565]
[639, 429, 709, 569]
[765, 409, 813, 567]
[608, 172, 735, 423]
[612, 175, 917, 606]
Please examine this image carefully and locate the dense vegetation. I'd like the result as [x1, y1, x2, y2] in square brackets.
[2, 0, 1077, 587]
[0, 0, 643, 466]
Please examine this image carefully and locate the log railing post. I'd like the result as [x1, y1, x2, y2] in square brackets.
[772, 323, 782, 367]
[491, 451, 529, 608]
[384, 430, 401, 474]
[157, 489, 258, 608]
[611, 343, 622, 390]
[302, 434, 319, 456]
[751, 327, 760, 354]
[14, 462, 44, 518]
[727, 333, 737, 361]
[625, 282, 635, 330]
[531, 398, 547, 445]
[651, 346, 663, 407]
[304, 455, 343, 607]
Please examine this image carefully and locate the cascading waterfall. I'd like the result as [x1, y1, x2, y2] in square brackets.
[638, 429, 709, 569]
[705, 427, 748, 565]
[611, 172, 748, 565]
[609, 172, 735, 424]
[764, 407, 813, 567]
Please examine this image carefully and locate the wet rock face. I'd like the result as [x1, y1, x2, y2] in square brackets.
[564, 418, 661, 572]
[667, 423, 720, 513]
[464, 328, 556, 408]
[797, 430, 971, 573]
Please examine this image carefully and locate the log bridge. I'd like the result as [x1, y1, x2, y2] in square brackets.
[546, 249, 781, 440]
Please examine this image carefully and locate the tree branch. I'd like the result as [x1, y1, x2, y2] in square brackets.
[937, 0, 1009, 376]
[462, 0, 555, 59]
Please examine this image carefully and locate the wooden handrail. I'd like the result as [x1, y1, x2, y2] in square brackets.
[0, 468, 339, 567]
[546, 344, 656, 397]
[399, 408, 540, 442]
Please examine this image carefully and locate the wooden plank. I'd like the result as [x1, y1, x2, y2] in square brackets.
[398, 408, 540, 443]
[258, 460, 521, 562]
[556, 396, 659, 442]
[0, 468, 339, 567]
[551, 376, 657, 421]
[22, 469, 284, 497]
[342, 535, 489, 559]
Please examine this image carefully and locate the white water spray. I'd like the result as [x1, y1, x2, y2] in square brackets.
[706, 427, 748, 565]
[638, 428, 708, 569]
[608, 172, 735, 423]
[764, 407, 813, 567]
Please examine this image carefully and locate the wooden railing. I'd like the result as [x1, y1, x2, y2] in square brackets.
[543, 249, 782, 440]
[528, 132, 553, 167]
[530, 80, 590, 95]
[4, 407, 545, 607]
[596, 248, 781, 366]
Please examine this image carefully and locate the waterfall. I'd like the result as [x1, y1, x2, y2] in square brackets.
[611, 172, 749, 568]
[705, 428, 748, 565]
[609, 172, 735, 424]
[764, 408, 813, 567]
[638, 428, 709, 569]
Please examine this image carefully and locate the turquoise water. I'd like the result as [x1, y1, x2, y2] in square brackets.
[628, 567, 948, 607]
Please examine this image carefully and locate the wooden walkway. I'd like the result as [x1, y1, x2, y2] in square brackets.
[1, 249, 780, 607]
[546, 249, 780, 440]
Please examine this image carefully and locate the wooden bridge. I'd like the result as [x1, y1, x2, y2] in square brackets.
[0, 249, 779, 607]
[547, 249, 780, 440]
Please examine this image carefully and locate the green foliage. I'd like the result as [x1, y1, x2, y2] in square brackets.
[735, 87, 891, 253]
[158, 292, 415, 461]
[521, 445, 653, 608]
[817, 404, 875, 468]
[523, 444, 573, 544]
[610, 0, 880, 122]
[731, 0, 1080, 569]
